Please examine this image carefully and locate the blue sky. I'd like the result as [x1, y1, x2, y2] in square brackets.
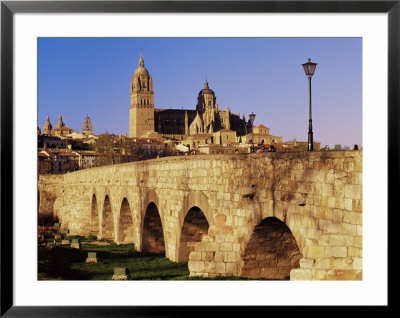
[38, 37, 362, 148]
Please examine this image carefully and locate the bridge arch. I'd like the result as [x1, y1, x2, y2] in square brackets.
[178, 206, 210, 262]
[101, 194, 114, 240]
[174, 191, 213, 262]
[118, 197, 134, 244]
[90, 193, 100, 237]
[142, 201, 165, 254]
[180, 191, 213, 228]
[240, 217, 303, 280]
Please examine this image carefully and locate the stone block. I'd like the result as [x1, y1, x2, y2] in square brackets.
[290, 268, 312, 280]
[342, 223, 357, 236]
[308, 245, 325, 258]
[112, 267, 130, 280]
[332, 270, 360, 280]
[329, 234, 346, 246]
[325, 173, 334, 184]
[314, 270, 328, 280]
[71, 241, 81, 249]
[61, 239, 70, 245]
[333, 209, 343, 223]
[86, 252, 98, 263]
[215, 235, 225, 243]
[344, 185, 362, 200]
[345, 199, 353, 211]
[219, 243, 232, 252]
[225, 262, 237, 274]
[215, 262, 226, 274]
[88, 252, 97, 258]
[321, 196, 328, 207]
[188, 261, 205, 273]
[348, 247, 362, 257]
[325, 208, 333, 221]
[299, 258, 315, 269]
[354, 236, 362, 248]
[205, 242, 219, 251]
[352, 199, 362, 212]
[315, 257, 330, 269]
[204, 261, 216, 273]
[327, 222, 342, 234]
[214, 251, 225, 262]
[227, 252, 236, 263]
[321, 184, 333, 197]
[327, 197, 336, 209]
[189, 251, 202, 261]
[327, 246, 347, 258]
[201, 251, 215, 261]
[353, 257, 362, 270]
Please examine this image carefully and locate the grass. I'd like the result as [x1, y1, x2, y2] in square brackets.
[38, 239, 191, 280]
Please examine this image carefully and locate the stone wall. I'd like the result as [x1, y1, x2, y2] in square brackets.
[39, 150, 362, 280]
[38, 174, 64, 217]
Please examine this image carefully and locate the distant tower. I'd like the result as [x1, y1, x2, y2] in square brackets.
[55, 114, 65, 129]
[82, 115, 93, 135]
[196, 79, 217, 113]
[129, 51, 155, 138]
[43, 115, 52, 135]
[196, 79, 217, 132]
[225, 106, 231, 130]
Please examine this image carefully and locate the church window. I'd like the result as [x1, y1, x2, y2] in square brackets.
[208, 101, 211, 106]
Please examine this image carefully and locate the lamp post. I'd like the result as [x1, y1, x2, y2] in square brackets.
[249, 112, 256, 152]
[302, 58, 317, 151]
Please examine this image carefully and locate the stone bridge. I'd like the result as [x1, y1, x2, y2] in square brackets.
[38, 151, 362, 280]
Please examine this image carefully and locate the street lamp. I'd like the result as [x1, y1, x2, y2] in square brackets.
[302, 58, 317, 151]
[249, 112, 256, 152]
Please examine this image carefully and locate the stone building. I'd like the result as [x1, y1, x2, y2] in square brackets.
[128, 53, 281, 150]
[41, 115, 95, 140]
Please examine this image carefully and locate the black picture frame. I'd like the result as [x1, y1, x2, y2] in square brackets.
[1, 0, 395, 316]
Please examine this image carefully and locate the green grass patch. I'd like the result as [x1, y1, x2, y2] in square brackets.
[38, 239, 191, 280]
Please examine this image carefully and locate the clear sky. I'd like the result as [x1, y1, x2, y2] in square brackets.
[38, 37, 362, 148]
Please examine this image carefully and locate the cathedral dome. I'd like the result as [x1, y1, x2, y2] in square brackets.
[134, 52, 150, 78]
[198, 79, 215, 96]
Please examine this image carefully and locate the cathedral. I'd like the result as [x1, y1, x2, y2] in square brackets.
[42, 114, 94, 138]
[129, 52, 281, 148]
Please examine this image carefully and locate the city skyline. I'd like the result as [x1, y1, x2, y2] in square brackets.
[38, 37, 362, 148]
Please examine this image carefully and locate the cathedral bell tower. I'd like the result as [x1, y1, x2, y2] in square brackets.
[82, 115, 93, 135]
[129, 51, 155, 138]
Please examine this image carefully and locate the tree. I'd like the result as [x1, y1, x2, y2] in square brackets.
[334, 144, 342, 151]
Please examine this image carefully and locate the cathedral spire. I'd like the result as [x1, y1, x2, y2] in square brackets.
[43, 115, 52, 135]
[139, 50, 144, 67]
[56, 114, 64, 129]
